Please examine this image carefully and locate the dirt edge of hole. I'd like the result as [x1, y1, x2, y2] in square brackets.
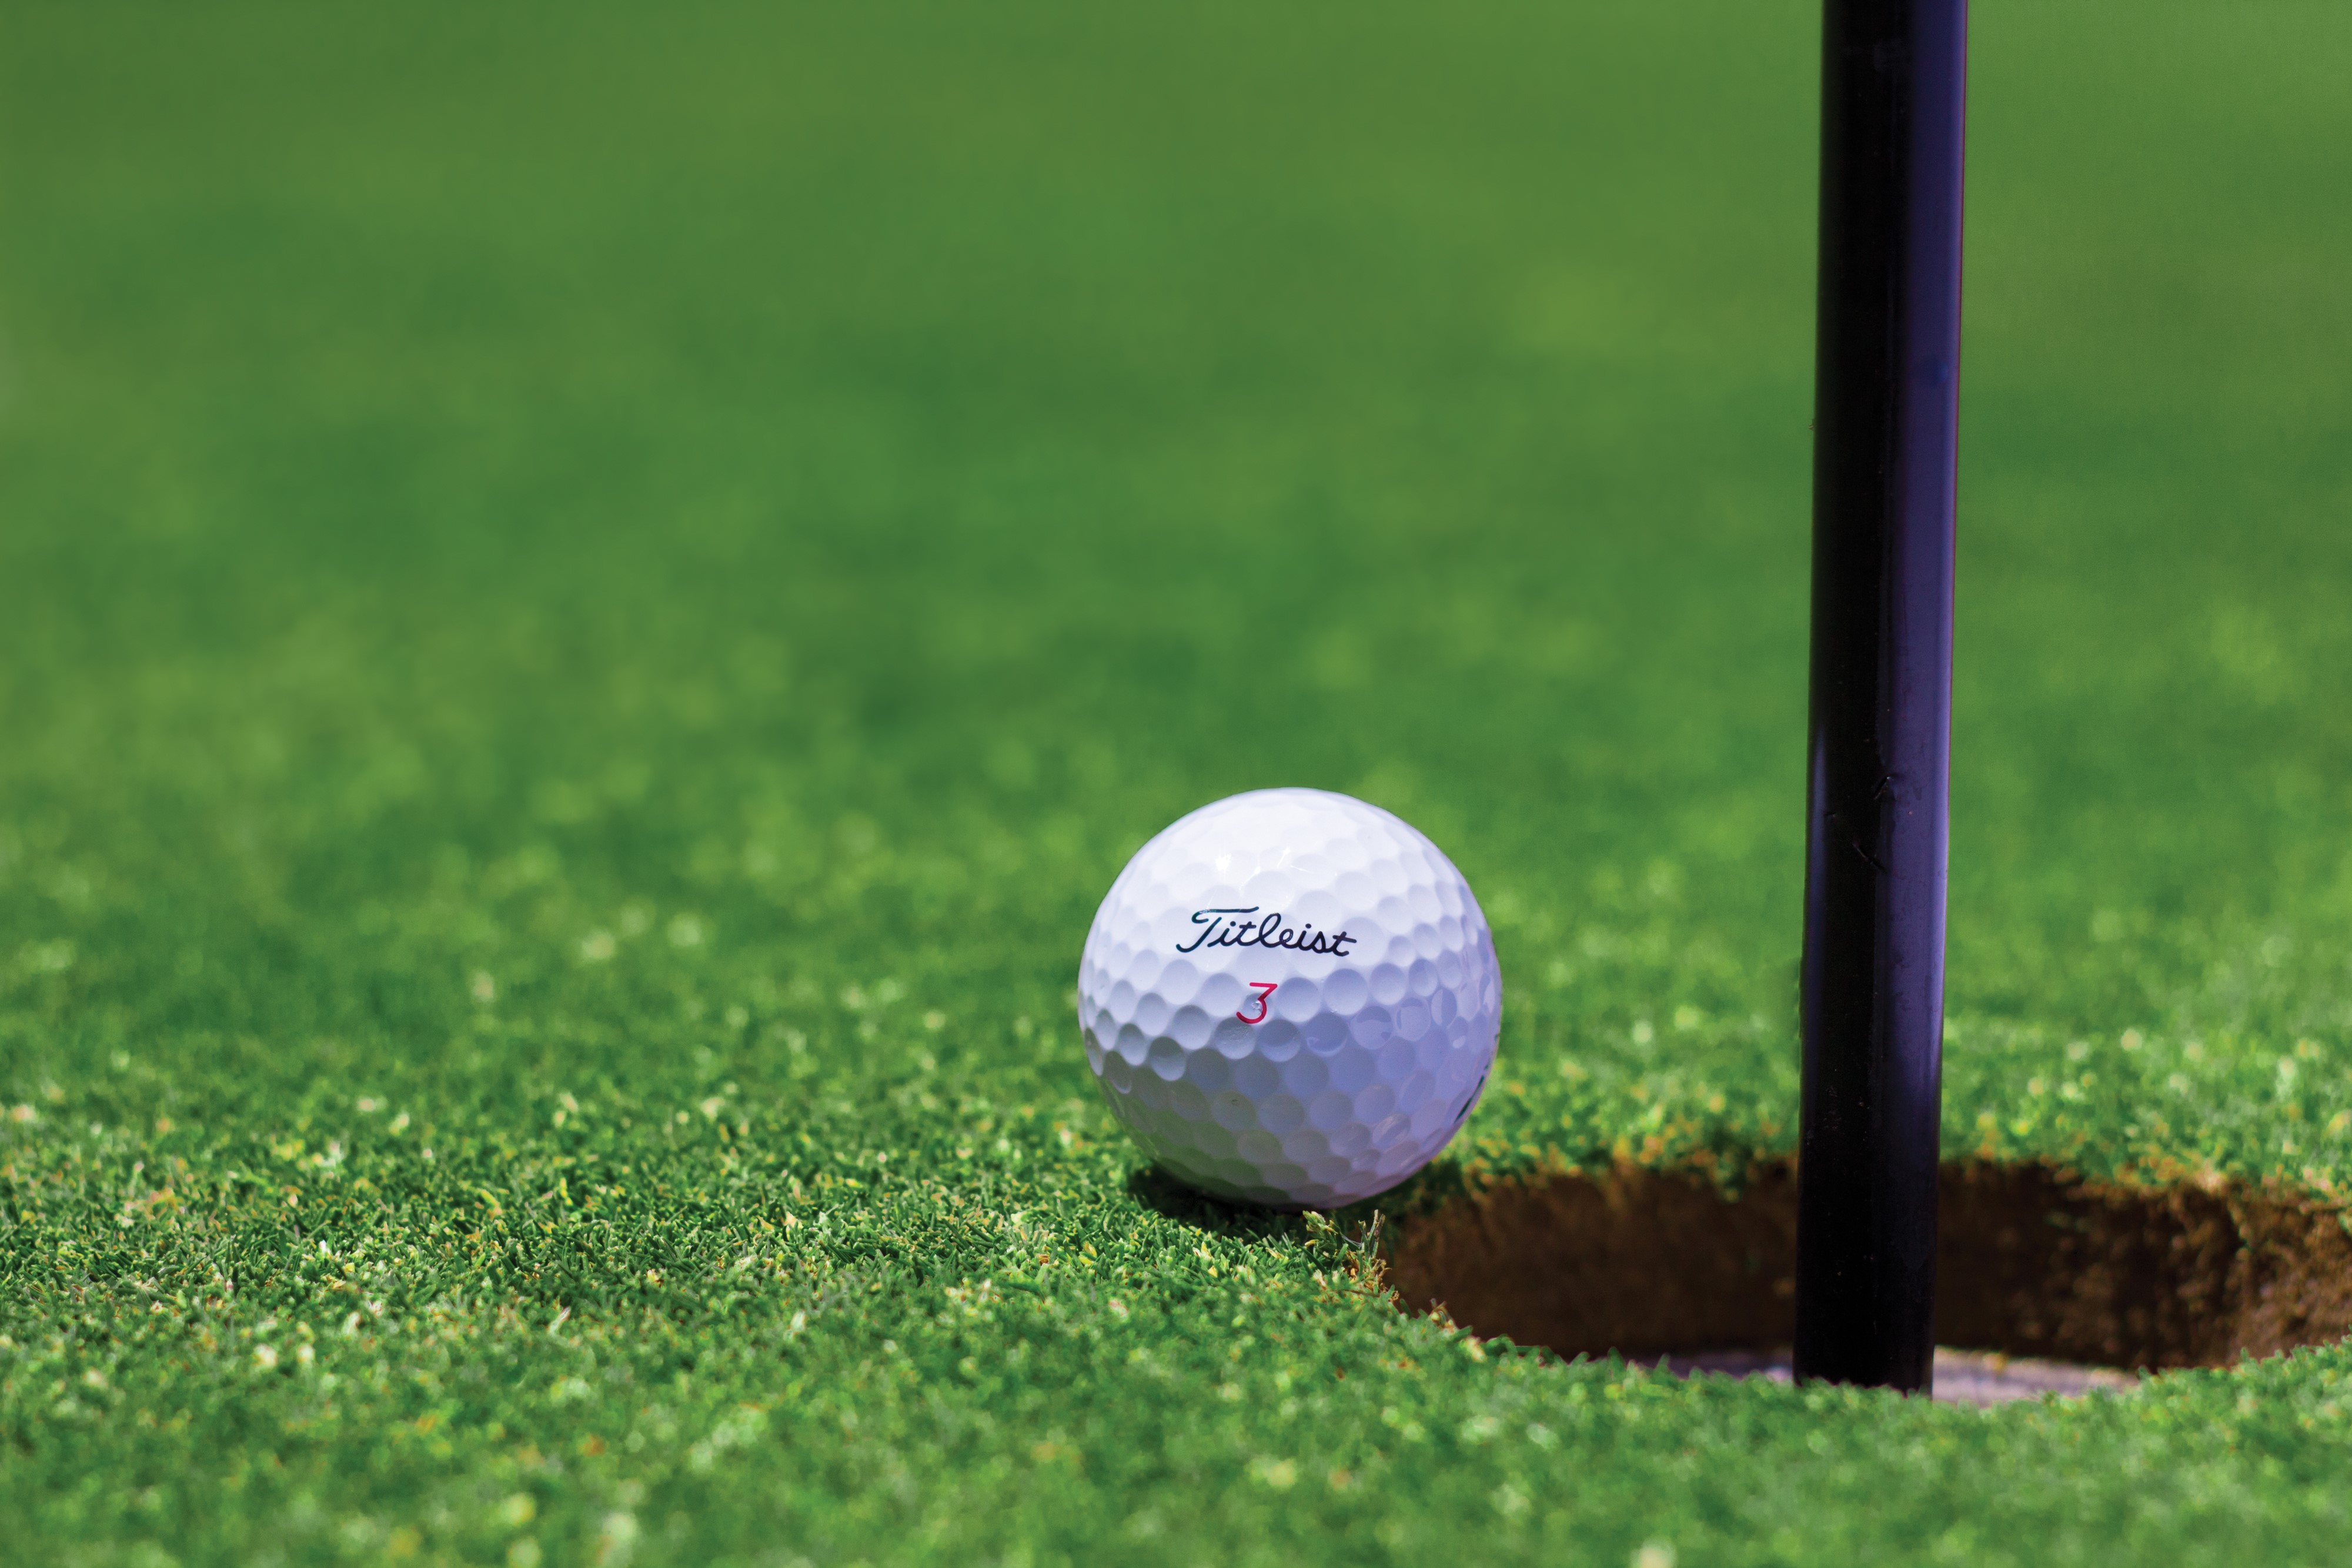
[1384, 1159, 2352, 1371]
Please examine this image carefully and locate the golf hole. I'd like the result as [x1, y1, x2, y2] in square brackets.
[1386, 1160, 2352, 1401]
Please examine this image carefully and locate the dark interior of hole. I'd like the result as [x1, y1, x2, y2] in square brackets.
[1384, 1161, 2352, 1370]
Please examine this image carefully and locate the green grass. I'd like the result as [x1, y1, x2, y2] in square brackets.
[5, 1, 2352, 1562]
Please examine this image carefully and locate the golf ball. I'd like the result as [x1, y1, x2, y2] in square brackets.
[1077, 788, 1501, 1209]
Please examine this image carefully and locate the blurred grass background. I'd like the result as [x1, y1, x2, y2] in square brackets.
[6, 2, 2348, 1080]
[4, 2, 2352, 1563]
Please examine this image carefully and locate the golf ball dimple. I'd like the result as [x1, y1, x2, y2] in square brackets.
[1078, 787, 1501, 1209]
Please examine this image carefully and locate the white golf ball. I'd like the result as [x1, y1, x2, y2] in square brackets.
[1077, 787, 1501, 1209]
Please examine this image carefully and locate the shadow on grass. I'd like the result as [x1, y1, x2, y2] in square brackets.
[1123, 1164, 1309, 1235]
[1122, 1157, 1471, 1233]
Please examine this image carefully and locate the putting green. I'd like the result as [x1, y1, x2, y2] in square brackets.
[5, 2, 2351, 1563]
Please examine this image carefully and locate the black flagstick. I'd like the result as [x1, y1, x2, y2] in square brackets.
[1794, 0, 1969, 1395]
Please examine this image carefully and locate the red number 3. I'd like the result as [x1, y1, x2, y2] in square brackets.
[1237, 981, 1278, 1025]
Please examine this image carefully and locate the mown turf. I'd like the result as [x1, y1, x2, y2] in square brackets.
[5, 2, 2352, 1563]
